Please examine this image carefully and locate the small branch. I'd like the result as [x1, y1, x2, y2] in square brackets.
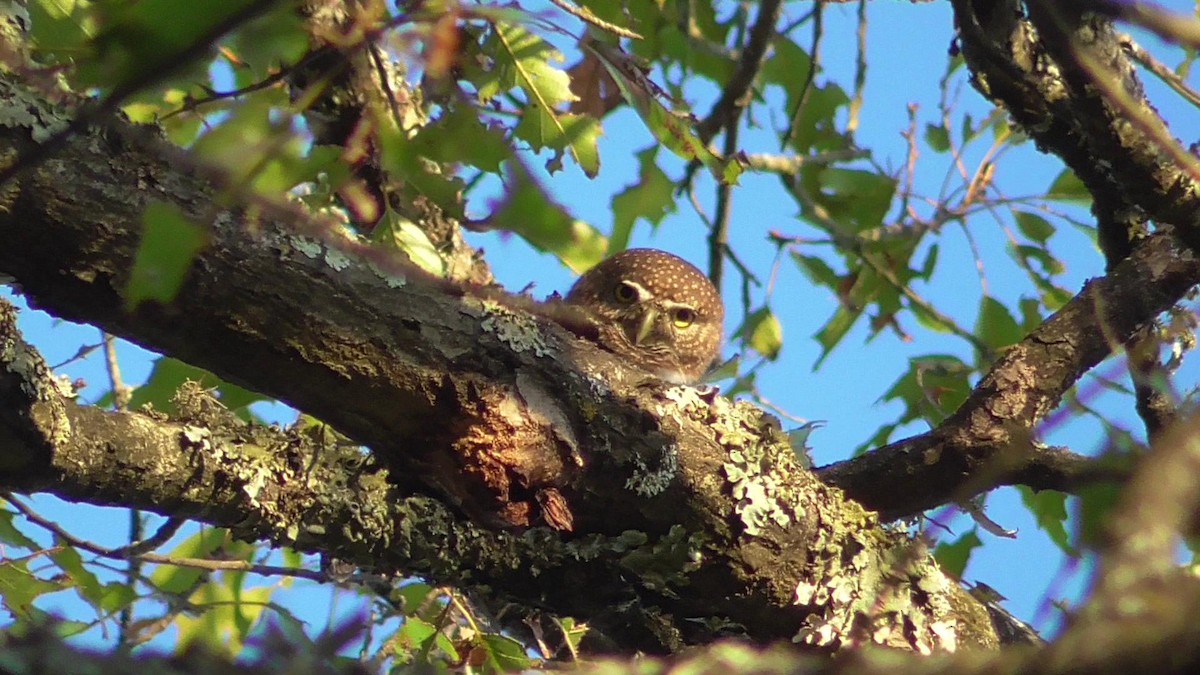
[818, 233, 1200, 518]
[547, 0, 642, 40]
[696, 0, 782, 142]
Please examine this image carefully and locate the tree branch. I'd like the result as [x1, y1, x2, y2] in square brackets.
[819, 233, 1200, 517]
[0, 74, 995, 653]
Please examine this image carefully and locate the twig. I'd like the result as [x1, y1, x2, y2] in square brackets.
[546, 0, 642, 39]
[3, 493, 328, 583]
[1120, 33, 1200, 108]
[696, 0, 782, 141]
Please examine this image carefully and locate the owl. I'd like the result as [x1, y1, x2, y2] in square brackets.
[565, 249, 724, 384]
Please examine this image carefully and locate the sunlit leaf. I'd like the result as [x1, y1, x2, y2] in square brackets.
[0, 509, 40, 550]
[975, 296, 1022, 351]
[743, 307, 783, 360]
[50, 538, 104, 607]
[372, 210, 447, 276]
[583, 39, 741, 185]
[481, 633, 532, 671]
[28, 0, 96, 57]
[813, 305, 860, 367]
[791, 253, 840, 289]
[0, 561, 63, 620]
[1046, 169, 1091, 203]
[224, 4, 308, 77]
[149, 527, 229, 595]
[1018, 487, 1074, 555]
[934, 529, 982, 578]
[881, 355, 973, 426]
[488, 161, 607, 272]
[126, 202, 209, 311]
[799, 166, 896, 234]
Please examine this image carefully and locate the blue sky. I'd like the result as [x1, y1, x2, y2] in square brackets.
[7, 0, 1200, 653]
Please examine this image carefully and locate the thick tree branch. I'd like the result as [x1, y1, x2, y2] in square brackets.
[0, 74, 995, 653]
[819, 233, 1200, 517]
[952, 0, 1200, 251]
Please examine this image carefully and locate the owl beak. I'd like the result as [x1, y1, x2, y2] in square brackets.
[634, 309, 659, 346]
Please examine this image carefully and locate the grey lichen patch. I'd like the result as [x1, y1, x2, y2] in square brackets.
[792, 517, 960, 654]
[366, 259, 407, 288]
[289, 235, 324, 260]
[323, 247, 353, 271]
[0, 76, 70, 143]
[624, 441, 679, 497]
[171, 382, 316, 544]
[710, 397, 799, 537]
[479, 299, 552, 357]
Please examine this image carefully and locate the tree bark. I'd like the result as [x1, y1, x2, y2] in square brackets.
[0, 73, 997, 653]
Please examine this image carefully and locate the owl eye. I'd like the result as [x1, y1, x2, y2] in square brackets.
[671, 307, 696, 328]
[613, 282, 638, 303]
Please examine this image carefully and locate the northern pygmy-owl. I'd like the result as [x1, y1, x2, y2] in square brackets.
[565, 248, 724, 384]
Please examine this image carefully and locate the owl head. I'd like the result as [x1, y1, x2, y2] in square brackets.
[566, 249, 724, 383]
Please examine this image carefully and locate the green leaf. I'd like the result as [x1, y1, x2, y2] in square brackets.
[0, 560, 63, 620]
[583, 39, 741, 185]
[1018, 487, 1074, 555]
[486, 21, 603, 175]
[742, 308, 783, 360]
[974, 296, 1022, 351]
[149, 527, 229, 594]
[1019, 297, 1043, 331]
[1046, 169, 1091, 203]
[552, 616, 588, 655]
[1014, 211, 1056, 244]
[761, 37, 813, 97]
[412, 106, 512, 174]
[0, 509, 40, 550]
[371, 210, 447, 277]
[1041, 286, 1074, 311]
[394, 615, 438, 655]
[192, 99, 340, 196]
[481, 633, 532, 672]
[786, 83, 850, 154]
[813, 305, 860, 367]
[799, 166, 897, 234]
[126, 357, 267, 415]
[924, 123, 951, 153]
[126, 202, 209, 311]
[377, 123, 469, 220]
[224, 4, 308, 77]
[488, 161, 607, 273]
[394, 583, 445, 623]
[1074, 483, 1121, 551]
[611, 146, 676, 252]
[50, 538, 105, 608]
[175, 578, 273, 657]
[934, 529, 983, 578]
[881, 355, 973, 426]
[28, 0, 96, 58]
[80, 0, 260, 91]
[1014, 244, 1066, 276]
[918, 244, 940, 280]
[791, 252, 840, 289]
